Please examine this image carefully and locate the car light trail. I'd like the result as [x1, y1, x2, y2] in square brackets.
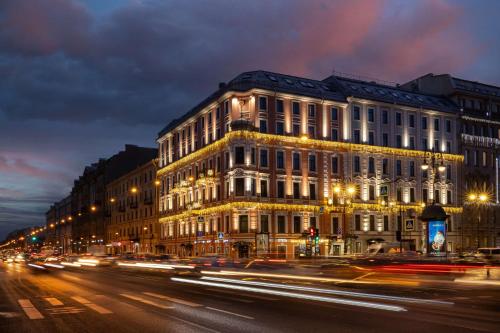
[43, 263, 64, 269]
[61, 262, 82, 267]
[117, 262, 173, 270]
[200, 270, 375, 284]
[27, 263, 46, 270]
[200, 276, 453, 306]
[171, 277, 407, 312]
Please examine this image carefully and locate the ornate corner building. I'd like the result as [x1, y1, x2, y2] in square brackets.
[156, 71, 464, 258]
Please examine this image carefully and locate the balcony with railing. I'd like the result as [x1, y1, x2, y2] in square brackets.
[461, 133, 500, 148]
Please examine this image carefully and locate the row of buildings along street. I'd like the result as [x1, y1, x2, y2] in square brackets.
[2, 71, 500, 258]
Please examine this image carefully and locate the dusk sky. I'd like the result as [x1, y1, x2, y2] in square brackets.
[1, 0, 499, 240]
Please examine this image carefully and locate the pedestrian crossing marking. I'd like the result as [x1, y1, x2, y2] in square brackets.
[18, 299, 44, 320]
[45, 297, 63, 306]
[71, 296, 113, 314]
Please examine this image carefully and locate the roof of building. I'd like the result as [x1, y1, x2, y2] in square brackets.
[450, 76, 500, 98]
[323, 75, 457, 113]
[158, 70, 347, 137]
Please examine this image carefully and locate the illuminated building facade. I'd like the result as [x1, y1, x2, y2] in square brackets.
[157, 71, 463, 258]
[45, 195, 72, 254]
[403, 74, 500, 248]
[105, 159, 160, 254]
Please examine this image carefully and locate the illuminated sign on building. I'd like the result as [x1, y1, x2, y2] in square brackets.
[428, 220, 446, 256]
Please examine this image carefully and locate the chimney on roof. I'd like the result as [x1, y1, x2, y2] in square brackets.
[219, 82, 226, 89]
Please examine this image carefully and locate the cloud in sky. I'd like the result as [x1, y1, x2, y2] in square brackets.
[0, 0, 499, 239]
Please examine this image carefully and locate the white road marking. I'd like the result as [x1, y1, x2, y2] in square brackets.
[18, 299, 44, 320]
[47, 306, 85, 314]
[0, 312, 21, 318]
[120, 293, 174, 309]
[71, 296, 113, 314]
[45, 297, 63, 306]
[142, 292, 202, 307]
[206, 306, 254, 320]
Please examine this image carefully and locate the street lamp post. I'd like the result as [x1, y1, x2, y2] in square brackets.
[466, 192, 489, 250]
[327, 181, 356, 255]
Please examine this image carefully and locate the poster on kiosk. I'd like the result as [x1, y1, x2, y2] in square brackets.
[428, 220, 446, 256]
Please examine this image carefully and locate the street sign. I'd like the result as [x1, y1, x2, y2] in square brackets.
[218, 232, 224, 239]
[405, 219, 414, 231]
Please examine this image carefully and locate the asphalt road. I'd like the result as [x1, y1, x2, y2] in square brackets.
[1, 261, 499, 333]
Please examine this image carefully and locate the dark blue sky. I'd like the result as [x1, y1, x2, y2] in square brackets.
[1, 0, 499, 240]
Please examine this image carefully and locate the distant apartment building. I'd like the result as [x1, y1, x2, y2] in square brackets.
[45, 195, 72, 254]
[105, 159, 160, 254]
[403, 74, 500, 248]
[156, 71, 463, 258]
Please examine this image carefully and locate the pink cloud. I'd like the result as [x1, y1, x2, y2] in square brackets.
[0, 154, 71, 182]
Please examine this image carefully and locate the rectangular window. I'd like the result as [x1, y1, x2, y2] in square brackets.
[293, 182, 300, 199]
[410, 188, 416, 202]
[368, 108, 375, 122]
[396, 135, 402, 148]
[409, 114, 415, 128]
[368, 157, 375, 174]
[434, 118, 440, 131]
[332, 156, 339, 174]
[446, 141, 451, 153]
[293, 124, 300, 136]
[308, 125, 315, 138]
[251, 148, 256, 165]
[277, 216, 286, 233]
[382, 110, 388, 124]
[309, 154, 316, 172]
[277, 181, 285, 198]
[446, 119, 451, 133]
[369, 185, 375, 201]
[260, 215, 269, 233]
[293, 152, 300, 170]
[310, 216, 317, 228]
[355, 215, 361, 231]
[235, 147, 245, 164]
[447, 190, 452, 205]
[332, 217, 339, 234]
[277, 151, 285, 169]
[353, 129, 360, 144]
[409, 136, 415, 149]
[292, 102, 300, 115]
[396, 160, 402, 176]
[382, 158, 388, 175]
[260, 180, 268, 198]
[331, 128, 338, 141]
[259, 96, 267, 111]
[423, 188, 428, 203]
[293, 216, 301, 233]
[446, 165, 451, 180]
[235, 178, 244, 196]
[259, 119, 267, 133]
[422, 116, 428, 130]
[276, 99, 284, 113]
[384, 216, 389, 231]
[239, 215, 249, 233]
[382, 133, 389, 147]
[354, 156, 361, 173]
[276, 121, 284, 135]
[369, 215, 375, 231]
[422, 138, 428, 150]
[396, 112, 402, 126]
[366, 132, 373, 145]
[308, 104, 315, 118]
[331, 107, 338, 121]
[309, 183, 316, 200]
[260, 149, 268, 168]
[353, 106, 360, 120]
[435, 190, 440, 204]
[409, 161, 415, 177]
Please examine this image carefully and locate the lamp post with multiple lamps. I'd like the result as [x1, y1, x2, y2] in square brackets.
[327, 181, 356, 255]
[420, 147, 447, 204]
[465, 192, 490, 250]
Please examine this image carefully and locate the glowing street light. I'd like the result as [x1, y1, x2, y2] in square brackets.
[131, 187, 138, 194]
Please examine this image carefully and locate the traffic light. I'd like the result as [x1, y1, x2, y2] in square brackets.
[315, 228, 320, 243]
[396, 230, 401, 242]
[309, 227, 315, 237]
[31, 236, 37, 241]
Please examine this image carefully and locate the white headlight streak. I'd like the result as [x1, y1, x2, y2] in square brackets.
[171, 277, 407, 312]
